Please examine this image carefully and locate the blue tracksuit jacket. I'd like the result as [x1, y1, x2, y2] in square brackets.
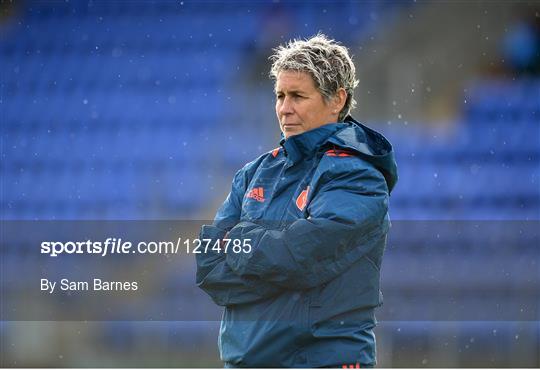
[196, 116, 398, 367]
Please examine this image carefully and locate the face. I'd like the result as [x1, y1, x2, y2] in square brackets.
[275, 70, 341, 139]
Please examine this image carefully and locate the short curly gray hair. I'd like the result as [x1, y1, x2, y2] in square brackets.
[269, 33, 359, 122]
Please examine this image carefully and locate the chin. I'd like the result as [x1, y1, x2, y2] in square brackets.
[283, 130, 300, 139]
[282, 126, 304, 138]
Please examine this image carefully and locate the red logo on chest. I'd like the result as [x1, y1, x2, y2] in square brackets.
[295, 186, 310, 211]
[246, 187, 265, 202]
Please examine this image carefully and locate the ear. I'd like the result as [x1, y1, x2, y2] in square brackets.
[333, 88, 347, 112]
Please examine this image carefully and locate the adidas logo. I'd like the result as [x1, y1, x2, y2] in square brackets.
[326, 149, 354, 157]
[246, 187, 265, 202]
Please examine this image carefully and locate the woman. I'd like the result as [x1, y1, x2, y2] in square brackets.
[196, 34, 397, 368]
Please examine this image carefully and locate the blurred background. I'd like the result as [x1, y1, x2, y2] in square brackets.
[1, 0, 539, 367]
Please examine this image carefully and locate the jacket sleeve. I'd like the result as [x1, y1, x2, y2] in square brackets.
[195, 163, 282, 306]
[225, 158, 390, 290]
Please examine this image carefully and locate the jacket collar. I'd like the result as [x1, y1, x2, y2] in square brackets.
[279, 123, 346, 163]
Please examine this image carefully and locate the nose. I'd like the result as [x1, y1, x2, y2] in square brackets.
[278, 96, 294, 117]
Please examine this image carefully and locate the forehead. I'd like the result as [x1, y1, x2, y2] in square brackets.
[275, 70, 317, 92]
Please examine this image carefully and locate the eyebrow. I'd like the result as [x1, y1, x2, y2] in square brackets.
[274, 89, 306, 95]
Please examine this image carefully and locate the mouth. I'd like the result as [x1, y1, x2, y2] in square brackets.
[282, 123, 301, 129]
